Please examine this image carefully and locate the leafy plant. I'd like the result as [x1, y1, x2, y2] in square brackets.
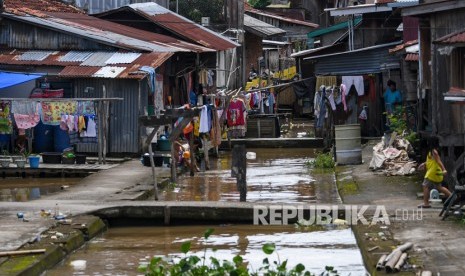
[386, 106, 419, 147]
[138, 228, 332, 275]
[306, 152, 335, 169]
[63, 152, 75, 159]
[248, 0, 272, 9]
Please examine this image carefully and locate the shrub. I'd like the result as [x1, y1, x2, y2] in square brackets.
[306, 152, 335, 169]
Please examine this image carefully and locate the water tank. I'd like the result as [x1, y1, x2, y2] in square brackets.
[335, 124, 362, 165]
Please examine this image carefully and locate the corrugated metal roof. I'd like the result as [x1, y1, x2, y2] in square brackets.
[0, 49, 173, 79]
[58, 51, 94, 62]
[93, 66, 126, 78]
[104, 52, 142, 64]
[245, 8, 319, 28]
[95, 3, 239, 51]
[389, 39, 418, 53]
[405, 53, 419, 62]
[244, 14, 286, 38]
[4, 0, 84, 14]
[80, 52, 116, 66]
[47, 11, 214, 53]
[18, 51, 55, 61]
[435, 29, 465, 44]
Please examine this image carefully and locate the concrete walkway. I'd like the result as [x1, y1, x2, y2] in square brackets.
[339, 141, 465, 275]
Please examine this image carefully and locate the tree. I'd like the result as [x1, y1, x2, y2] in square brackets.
[248, 0, 272, 9]
[169, 0, 225, 23]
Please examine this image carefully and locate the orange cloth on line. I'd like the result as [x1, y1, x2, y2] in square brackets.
[78, 116, 86, 132]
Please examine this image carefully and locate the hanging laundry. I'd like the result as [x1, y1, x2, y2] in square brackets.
[41, 101, 77, 125]
[60, 115, 69, 131]
[268, 92, 275, 114]
[13, 114, 39, 130]
[316, 87, 327, 128]
[198, 69, 208, 87]
[342, 76, 364, 96]
[340, 84, 348, 112]
[154, 74, 164, 115]
[210, 109, 222, 147]
[139, 66, 156, 94]
[11, 102, 39, 115]
[227, 99, 246, 127]
[0, 101, 12, 134]
[189, 90, 198, 106]
[314, 90, 321, 118]
[78, 116, 86, 132]
[315, 76, 337, 92]
[83, 116, 97, 137]
[327, 87, 336, 111]
[193, 117, 200, 137]
[77, 101, 95, 116]
[207, 70, 214, 87]
[199, 105, 210, 133]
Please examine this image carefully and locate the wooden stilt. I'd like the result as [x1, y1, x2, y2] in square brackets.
[146, 128, 159, 200]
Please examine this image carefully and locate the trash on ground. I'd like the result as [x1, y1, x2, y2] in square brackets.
[369, 135, 417, 176]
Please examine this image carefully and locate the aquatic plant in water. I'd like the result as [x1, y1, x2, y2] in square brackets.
[138, 228, 340, 276]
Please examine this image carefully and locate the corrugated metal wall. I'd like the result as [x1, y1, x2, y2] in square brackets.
[1, 19, 116, 50]
[74, 78, 148, 154]
[314, 46, 400, 75]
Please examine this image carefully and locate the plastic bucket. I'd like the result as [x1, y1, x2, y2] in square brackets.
[157, 139, 171, 151]
[28, 156, 40, 168]
[54, 126, 71, 152]
[75, 154, 86, 164]
[33, 122, 54, 153]
[335, 124, 362, 165]
[42, 152, 62, 164]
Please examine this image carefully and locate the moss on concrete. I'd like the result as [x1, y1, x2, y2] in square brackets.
[72, 215, 107, 240]
[56, 230, 85, 254]
[0, 245, 65, 276]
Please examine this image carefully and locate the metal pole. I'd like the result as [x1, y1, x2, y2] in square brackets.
[176, 0, 178, 13]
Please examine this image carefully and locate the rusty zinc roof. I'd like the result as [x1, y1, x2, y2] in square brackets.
[389, 39, 418, 53]
[4, 0, 84, 15]
[0, 50, 173, 79]
[94, 3, 239, 51]
[435, 29, 465, 44]
[244, 4, 318, 28]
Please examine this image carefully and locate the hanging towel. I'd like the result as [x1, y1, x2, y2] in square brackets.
[77, 101, 95, 115]
[11, 102, 38, 115]
[41, 101, 77, 125]
[139, 66, 156, 94]
[83, 116, 97, 137]
[13, 114, 40, 130]
[340, 84, 348, 112]
[328, 88, 336, 111]
[199, 105, 210, 133]
[342, 76, 364, 96]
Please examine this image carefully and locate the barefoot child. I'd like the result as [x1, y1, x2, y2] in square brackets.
[418, 137, 451, 208]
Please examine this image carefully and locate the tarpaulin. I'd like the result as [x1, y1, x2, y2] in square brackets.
[0, 72, 43, 89]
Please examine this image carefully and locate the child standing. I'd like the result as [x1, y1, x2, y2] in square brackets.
[418, 137, 451, 208]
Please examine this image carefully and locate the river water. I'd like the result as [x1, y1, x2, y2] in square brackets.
[0, 178, 81, 202]
[46, 225, 365, 276]
[45, 147, 366, 275]
[161, 148, 340, 204]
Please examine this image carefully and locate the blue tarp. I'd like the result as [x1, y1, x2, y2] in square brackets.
[0, 72, 43, 89]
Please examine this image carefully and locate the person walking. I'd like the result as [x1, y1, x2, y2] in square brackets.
[418, 137, 451, 208]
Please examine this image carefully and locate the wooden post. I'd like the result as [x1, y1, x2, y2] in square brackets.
[96, 101, 103, 164]
[202, 136, 210, 170]
[231, 144, 246, 202]
[146, 128, 159, 200]
[188, 130, 195, 177]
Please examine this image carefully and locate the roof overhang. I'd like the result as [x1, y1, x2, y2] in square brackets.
[444, 87, 465, 102]
[304, 41, 401, 61]
[402, 0, 465, 17]
[325, 4, 392, 16]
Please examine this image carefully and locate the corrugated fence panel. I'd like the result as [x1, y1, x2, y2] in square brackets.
[315, 46, 400, 75]
[74, 78, 144, 154]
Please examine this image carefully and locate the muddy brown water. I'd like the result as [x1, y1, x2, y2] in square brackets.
[0, 178, 81, 202]
[161, 148, 340, 204]
[45, 224, 365, 276]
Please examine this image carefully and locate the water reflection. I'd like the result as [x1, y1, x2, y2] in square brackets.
[161, 148, 340, 204]
[46, 225, 365, 276]
[0, 178, 81, 202]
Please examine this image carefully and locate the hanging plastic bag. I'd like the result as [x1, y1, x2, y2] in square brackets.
[359, 106, 368, 120]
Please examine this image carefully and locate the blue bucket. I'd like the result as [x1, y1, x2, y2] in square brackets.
[28, 156, 40, 168]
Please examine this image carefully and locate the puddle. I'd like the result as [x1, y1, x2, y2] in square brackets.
[45, 225, 366, 276]
[161, 148, 340, 204]
[0, 178, 81, 202]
